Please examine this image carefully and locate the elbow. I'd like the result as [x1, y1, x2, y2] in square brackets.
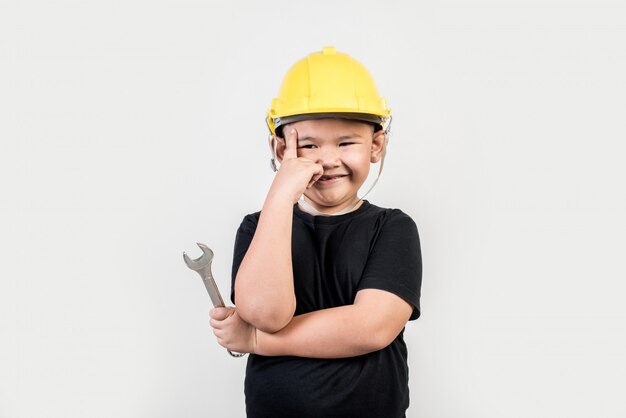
[253, 316, 292, 334]
[236, 299, 296, 334]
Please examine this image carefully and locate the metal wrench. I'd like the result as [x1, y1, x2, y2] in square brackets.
[183, 242, 246, 358]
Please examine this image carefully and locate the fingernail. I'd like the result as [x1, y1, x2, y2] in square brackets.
[290, 129, 295, 134]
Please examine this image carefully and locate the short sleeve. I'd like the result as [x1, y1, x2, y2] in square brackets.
[230, 214, 258, 304]
[358, 211, 422, 320]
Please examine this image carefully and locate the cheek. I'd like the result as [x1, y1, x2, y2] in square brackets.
[342, 151, 372, 174]
[298, 149, 317, 159]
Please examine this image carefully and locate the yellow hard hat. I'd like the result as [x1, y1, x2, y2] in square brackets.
[266, 46, 391, 137]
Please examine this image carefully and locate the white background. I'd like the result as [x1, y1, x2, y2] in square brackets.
[1, 1, 625, 417]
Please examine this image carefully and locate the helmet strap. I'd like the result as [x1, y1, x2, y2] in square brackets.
[297, 196, 363, 216]
[268, 134, 279, 172]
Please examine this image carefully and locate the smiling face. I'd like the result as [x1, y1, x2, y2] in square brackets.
[277, 118, 386, 215]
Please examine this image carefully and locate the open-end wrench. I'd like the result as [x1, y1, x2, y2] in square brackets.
[183, 242, 245, 358]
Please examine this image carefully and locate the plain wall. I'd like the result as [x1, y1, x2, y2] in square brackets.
[1, 1, 625, 417]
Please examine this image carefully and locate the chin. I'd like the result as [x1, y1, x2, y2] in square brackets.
[306, 194, 358, 209]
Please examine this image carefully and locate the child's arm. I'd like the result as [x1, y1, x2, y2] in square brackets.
[234, 128, 323, 333]
[211, 289, 413, 358]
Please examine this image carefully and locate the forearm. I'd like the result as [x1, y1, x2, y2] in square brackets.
[255, 305, 391, 358]
[234, 192, 296, 332]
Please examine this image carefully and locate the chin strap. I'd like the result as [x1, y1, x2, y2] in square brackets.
[297, 196, 362, 216]
[269, 134, 279, 172]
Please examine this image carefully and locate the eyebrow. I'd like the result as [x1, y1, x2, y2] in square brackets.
[298, 133, 363, 142]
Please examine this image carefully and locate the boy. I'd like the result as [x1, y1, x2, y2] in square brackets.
[209, 47, 422, 418]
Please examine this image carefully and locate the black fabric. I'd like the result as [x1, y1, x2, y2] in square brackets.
[230, 200, 422, 418]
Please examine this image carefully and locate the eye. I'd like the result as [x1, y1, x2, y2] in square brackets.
[339, 142, 354, 147]
[299, 144, 317, 149]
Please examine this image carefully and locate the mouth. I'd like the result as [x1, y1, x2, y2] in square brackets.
[317, 174, 349, 185]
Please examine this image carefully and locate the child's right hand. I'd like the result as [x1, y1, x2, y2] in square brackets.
[210, 307, 258, 354]
[268, 128, 324, 204]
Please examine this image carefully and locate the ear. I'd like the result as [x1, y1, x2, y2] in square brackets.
[274, 135, 287, 162]
[370, 130, 387, 163]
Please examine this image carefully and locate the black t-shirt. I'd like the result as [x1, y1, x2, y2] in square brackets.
[230, 200, 422, 418]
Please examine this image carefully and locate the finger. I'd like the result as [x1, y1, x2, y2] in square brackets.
[213, 328, 230, 346]
[283, 128, 298, 160]
[210, 307, 234, 321]
[307, 163, 325, 188]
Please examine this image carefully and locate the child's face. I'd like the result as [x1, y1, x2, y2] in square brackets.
[277, 118, 386, 214]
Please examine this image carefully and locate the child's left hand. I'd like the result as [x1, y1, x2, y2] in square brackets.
[209, 307, 257, 354]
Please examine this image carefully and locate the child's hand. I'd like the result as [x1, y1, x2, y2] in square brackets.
[209, 307, 257, 354]
[270, 128, 324, 204]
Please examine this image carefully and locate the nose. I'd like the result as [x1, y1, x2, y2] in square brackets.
[316, 146, 341, 168]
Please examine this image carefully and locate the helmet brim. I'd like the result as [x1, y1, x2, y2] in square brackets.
[274, 112, 385, 137]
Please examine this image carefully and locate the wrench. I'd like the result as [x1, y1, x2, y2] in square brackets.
[183, 242, 246, 358]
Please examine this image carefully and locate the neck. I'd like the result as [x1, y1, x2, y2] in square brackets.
[297, 197, 363, 216]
